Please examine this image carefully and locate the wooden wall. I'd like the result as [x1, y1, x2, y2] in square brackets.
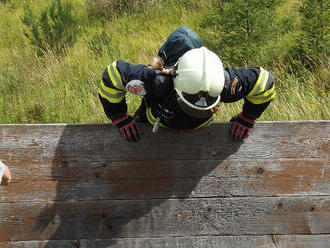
[0, 121, 329, 247]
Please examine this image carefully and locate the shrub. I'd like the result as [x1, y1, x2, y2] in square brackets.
[21, 0, 79, 56]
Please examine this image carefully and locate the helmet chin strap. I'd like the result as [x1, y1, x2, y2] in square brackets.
[176, 94, 213, 119]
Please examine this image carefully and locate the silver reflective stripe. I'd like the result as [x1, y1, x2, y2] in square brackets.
[264, 74, 274, 91]
[251, 68, 268, 96]
[254, 89, 276, 101]
[99, 85, 124, 101]
[109, 64, 125, 91]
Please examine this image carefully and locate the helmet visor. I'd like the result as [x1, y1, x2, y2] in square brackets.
[176, 93, 214, 119]
[182, 92, 219, 108]
[176, 89, 220, 111]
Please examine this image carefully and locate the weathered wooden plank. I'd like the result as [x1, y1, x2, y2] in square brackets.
[1, 159, 329, 203]
[0, 122, 329, 203]
[0, 122, 329, 244]
[1, 235, 330, 248]
[1, 122, 329, 163]
[0, 196, 329, 241]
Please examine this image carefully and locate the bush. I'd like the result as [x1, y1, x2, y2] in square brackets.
[21, 0, 79, 56]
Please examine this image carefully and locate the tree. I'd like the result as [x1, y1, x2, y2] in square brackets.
[296, 0, 329, 69]
[200, 0, 282, 67]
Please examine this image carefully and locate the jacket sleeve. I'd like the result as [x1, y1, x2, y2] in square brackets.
[221, 67, 276, 119]
[98, 61, 128, 120]
[98, 60, 156, 120]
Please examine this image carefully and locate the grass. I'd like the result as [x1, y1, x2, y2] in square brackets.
[0, 0, 329, 124]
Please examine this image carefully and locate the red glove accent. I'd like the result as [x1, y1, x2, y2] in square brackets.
[113, 115, 140, 142]
[230, 112, 255, 141]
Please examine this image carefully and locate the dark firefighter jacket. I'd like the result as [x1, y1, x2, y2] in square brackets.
[98, 60, 275, 130]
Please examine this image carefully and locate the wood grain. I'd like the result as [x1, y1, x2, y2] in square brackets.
[1, 235, 330, 248]
[1, 159, 329, 203]
[0, 122, 329, 247]
[1, 196, 330, 241]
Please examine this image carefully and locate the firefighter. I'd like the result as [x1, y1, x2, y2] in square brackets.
[0, 160, 11, 186]
[98, 47, 275, 142]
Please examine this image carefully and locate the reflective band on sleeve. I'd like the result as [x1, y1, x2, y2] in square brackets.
[195, 116, 213, 129]
[98, 80, 125, 103]
[146, 108, 165, 127]
[146, 107, 157, 124]
[248, 67, 269, 97]
[247, 67, 276, 104]
[247, 85, 276, 104]
[107, 61, 125, 91]
[255, 85, 275, 99]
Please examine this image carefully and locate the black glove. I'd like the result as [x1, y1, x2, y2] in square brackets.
[113, 115, 140, 142]
[230, 112, 255, 141]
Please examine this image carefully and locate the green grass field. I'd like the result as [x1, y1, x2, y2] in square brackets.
[0, 0, 329, 124]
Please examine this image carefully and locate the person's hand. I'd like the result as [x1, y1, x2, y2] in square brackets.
[113, 114, 140, 142]
[160, 68, 175, 75]
[229, 112, 255, 141]
[0, 162, 11, 186]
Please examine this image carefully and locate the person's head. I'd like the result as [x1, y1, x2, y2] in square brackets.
[173, 46, 225, 118]
[143, 67, 174, 101]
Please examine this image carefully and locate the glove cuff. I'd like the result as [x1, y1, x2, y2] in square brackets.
[113, 114, 129, 124]
[113, 114, 135, 128]
[238, 112, 255, 123]
[232, 112, 254, 129]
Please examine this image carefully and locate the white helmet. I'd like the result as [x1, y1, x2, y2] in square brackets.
[174, 47, 224, 112]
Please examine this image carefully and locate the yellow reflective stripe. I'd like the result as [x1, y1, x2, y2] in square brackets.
[255, 84, 275, 99]
[247, 86, 276, 104]
[267, 90, 276, 102]
[100, 80, 125, 99]
[107, 61, 125, 91]
[98, 80, 125, 103]
[146, 108, 165, 127]
[146, 107, 157, 124]
[98, 88, 124, 103]
[195, 116, 213, 129]
[248, 68, 269, 97]
[100, 80, 123, 95]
